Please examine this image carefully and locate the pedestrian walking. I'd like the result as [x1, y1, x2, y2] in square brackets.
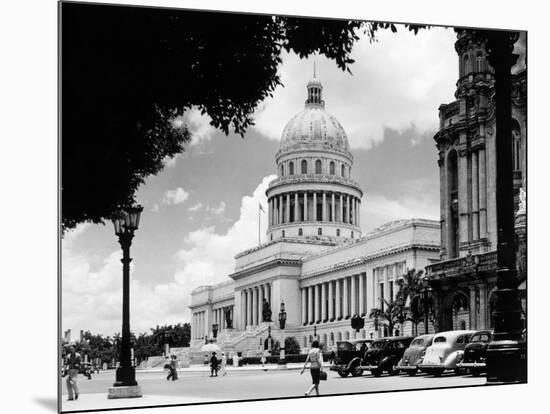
[220, 352, 227, 376]
[260, 352, 267, 369]
[300, 340, 324, 396]
[210, 352, 219, 377]
[164, 356, 173, 380]
[64, 345, 81, 401]
[168, 355, 179, 381]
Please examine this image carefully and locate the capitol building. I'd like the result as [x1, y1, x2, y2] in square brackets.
[189, 74, 440, 356]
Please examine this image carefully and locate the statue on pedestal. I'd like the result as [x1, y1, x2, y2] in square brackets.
[224, 307, 233, 329]
[262, 298, 272, 322]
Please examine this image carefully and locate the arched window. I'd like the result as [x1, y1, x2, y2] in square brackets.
[345, 331, 350, 340]
[336, 229, 340, 237]
[463, 54, 470, 76]
[341, 164, 345, 177]
[315, 159, 322, 174]
[289, 161, 294, 175]
[476, 52, 483, 72]
[447, 150, 459, 258]
[282, 230, 285, 238]
[281, 164, 284, 177]
[270, 234, 273, 241]
[298, 228, 303, 236]
[318, 228, 322, 236]
[330, 332, 334, 346]
[329, 161, 335, 175]
[351, 231, 354, 238]
[301, 159, 308, 174]
[512, 119, 521, 171]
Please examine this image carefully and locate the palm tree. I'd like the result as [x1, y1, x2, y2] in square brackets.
[396, 269, 433, 335]
[369, 298, 408, 337]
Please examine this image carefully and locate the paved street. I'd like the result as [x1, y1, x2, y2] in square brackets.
[61, 367, 485, 412]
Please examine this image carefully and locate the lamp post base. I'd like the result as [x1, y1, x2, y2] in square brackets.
[486, 339, 527, 384]
[108, 385, 143, 399]
[113, 366, 138, 387]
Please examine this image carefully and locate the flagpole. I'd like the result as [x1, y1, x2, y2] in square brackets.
[258, 204, 261, 246]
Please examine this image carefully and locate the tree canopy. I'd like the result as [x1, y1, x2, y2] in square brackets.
[61, 3, 368, 231]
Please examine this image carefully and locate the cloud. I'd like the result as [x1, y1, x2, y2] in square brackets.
[360, 193, 440, 233]
[151, 203, 159, 212]
[206, 201, 226, 216]
[162, 187, 189, 205]
[252, 27, 457, 149]
[188, 202, 203, 212]
[173, 175, 276, 288]
[62, 175, 277, 337]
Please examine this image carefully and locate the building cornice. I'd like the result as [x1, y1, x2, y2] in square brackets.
[229, 258, 303, 281]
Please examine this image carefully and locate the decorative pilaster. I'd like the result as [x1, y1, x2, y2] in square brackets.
[328, 281, 334, 320]
[350, 275, 357, 315]
[343, 277, 349, 318]
[359, 273, 365, 316]
[335, 279, 341, 319]
[308, 286, 314, 324]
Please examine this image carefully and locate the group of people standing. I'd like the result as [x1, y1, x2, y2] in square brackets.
[164, 355, 179, 381]
[209, 352, 227, 377]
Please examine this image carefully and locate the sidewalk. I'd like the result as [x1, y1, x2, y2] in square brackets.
[61, 393, 220, 412]
[136, 362, 332, 374]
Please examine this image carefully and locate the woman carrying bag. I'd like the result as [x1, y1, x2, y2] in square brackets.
[300, 340, 326, 396]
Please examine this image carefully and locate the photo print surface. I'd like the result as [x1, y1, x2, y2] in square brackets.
[60, 1, 527, 412]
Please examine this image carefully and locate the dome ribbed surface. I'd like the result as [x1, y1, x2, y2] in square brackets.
[280, 106, 350, 154]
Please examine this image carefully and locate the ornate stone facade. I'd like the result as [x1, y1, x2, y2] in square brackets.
[426, 30, 527, 332]
[189, 76, 440, 358]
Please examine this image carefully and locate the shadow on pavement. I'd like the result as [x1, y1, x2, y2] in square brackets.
[33, 397, 58, 412]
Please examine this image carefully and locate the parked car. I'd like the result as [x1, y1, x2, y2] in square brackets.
[396, 334, 434, 376]
[418, 330, 475, 376]
[360, 336, 413, 377]
[456, 330, 493, 376]
[330, 339, 372, 377]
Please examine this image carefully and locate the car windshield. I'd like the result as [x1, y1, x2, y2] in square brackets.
[371, 341, 385, 349]
[470, 334, 490, 343]
[354, 342, 369, 351]
[411, 338, 424, 346]
[337, 342, 353, 351]
[434, 336, 447, 343]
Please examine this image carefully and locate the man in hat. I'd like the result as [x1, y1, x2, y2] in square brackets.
[64, 345, 81, 401]
[209, 352, 219, 377]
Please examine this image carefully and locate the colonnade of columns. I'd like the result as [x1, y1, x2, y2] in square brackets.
[240, 283, 272, 328]
[192, 310, 207, 340]
[268, 191, 360, 227]
[456, 144, 487, 247]
[301, 273, 367, 325]
[212, 305, 234, 330]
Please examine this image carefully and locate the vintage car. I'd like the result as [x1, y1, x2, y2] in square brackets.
[360, 336, 413, 377]
[396, 334, 434, 376]
[456, 330, 493, 376]
[329, 339, 372, 377]
[418, 330, 476, 376]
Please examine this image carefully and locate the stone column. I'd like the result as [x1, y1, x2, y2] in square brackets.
[366, 269, 374, 314]
[315, 284, 321, 323]
[278, 195, 283, 225]
[359, 273, 365, 316]
[350, 275, 357, 315]
[470, 288, 477, 330]
[268, 198, 272, 227]
[343, 277, 349, 318]
[321, 282, 327, 322]
[304, 192, 308, 221]
[286, 193, 290, 223]
[346, 196, 351, 224]
[339, 194, 344, 223]
[307, 286, 315, 323]
[478, 147, 487, 239]
[335, 279, 342, 319]
[383, 267, 389, 307]
[313, 192, 317, 222]
[294, 192, 299, 222]
[248, 288, 253, 327]
[301, 288, 307, 324]
[472, 151, 479, 240]
[255, 287, 261, 325]
[356, 199, 360, 228]
[350, 198, 354, 225]
[458, 146, 469, 246]
[241, 290, 246, 330]
[479, 284, 488, 328]
[331, 193, 336, 222]
[328, 281, 334, 320]
[322, 192, 327, 222]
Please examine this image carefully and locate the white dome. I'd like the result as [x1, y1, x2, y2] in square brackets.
[280, 106, 351, 154]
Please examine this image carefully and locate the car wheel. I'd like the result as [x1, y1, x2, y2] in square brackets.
[433, 369, 444, 377]
[350, 364, 364, 377]
[407, 369, 418, 377]
[371, 368, 382, 377]
[471, 368, 481, 377]
[337, 369, 349, 378]
[387, 365, 399, 376]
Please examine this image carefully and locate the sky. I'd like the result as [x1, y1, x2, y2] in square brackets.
[60, 22, 525, 340]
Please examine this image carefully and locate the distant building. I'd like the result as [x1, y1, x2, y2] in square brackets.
[425, 29, 526, 331]
[189, 74, 440, 357]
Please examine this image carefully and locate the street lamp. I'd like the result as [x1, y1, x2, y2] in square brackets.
[421, 275, 432, 335]
[313, 324, 317, 340]
[109, 205, 143, 399]
[278, 301, 287, 368]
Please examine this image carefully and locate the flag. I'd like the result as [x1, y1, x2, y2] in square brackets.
[259, 203, 265, 213]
